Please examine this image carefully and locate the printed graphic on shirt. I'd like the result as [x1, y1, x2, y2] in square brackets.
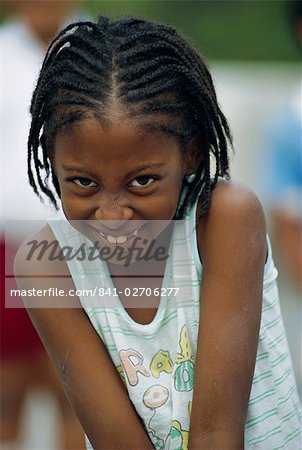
[143, 385, 169, 450]
[117, 328, 195, 448]
[166, 401, 192, 450]
[168, 420, 189, 450]
[119, 349, 150, 386]
[174, 325, 195, 391]
[150, 350, 173, 378]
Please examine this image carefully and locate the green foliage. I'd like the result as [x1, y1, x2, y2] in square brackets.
[84, 0, 300, 61]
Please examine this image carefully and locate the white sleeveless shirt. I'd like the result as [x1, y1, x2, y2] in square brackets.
[49, 201, 301, 449]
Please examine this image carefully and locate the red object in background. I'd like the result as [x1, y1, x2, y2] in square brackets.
[0, 238, 43, 361]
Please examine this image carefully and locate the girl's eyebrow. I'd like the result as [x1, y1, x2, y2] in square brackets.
[126, 163, 165, 177]
[61, 165, 97, 178]
[61, 163, 164, 177]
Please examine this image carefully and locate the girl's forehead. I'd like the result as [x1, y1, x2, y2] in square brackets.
[55, 114, 181, 149]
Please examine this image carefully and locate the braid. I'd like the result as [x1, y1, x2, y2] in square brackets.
[28, 15, 232, 217]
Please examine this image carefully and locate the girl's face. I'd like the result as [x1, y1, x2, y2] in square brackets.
[53, 116, 196, 252]
[54, 116, 195, 220]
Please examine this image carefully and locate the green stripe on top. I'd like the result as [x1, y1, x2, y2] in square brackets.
[264, 315, 281, 329]
[249, 388, 275, 406]
[88, 308, 121, 319]
[252, 370, 273, 385]
[268, 332, 285, 349]
[247, 425, 282, 445]
[284, 427, 301, 445]
[245, 407, 278, 428]
[277, 385, 297, 406]
[271, 353, 288, 367]
[281, 407, 300, 425]
[262, 297, 279, 312]
[256, 351, 269, 362]
[275, 368, 292, 386]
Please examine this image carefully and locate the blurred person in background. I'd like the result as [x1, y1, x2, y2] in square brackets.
[0, 1, 86, 448]
[261, 0, 302, 397]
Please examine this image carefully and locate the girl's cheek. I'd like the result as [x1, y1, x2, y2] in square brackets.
[60, 193, 90, 220]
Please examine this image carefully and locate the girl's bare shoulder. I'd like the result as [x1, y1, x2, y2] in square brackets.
[14, 224, 81, 310]
[204, 178, 265, 220]
[197, 179, 266, 263]
[14, 223, 69, 278]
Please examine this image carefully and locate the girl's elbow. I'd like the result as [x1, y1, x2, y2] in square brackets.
[188, 424, 244, 450]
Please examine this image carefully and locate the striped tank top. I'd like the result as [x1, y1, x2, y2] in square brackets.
[49, 201, 301, 449]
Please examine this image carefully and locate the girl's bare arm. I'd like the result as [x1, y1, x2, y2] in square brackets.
[14, 227, 153, 450]
[188, 181, 266, 449]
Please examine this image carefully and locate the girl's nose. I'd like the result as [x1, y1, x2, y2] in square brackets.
[94, 199, 133, 225]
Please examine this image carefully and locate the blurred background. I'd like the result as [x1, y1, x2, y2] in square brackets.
[1, 1, 301, 449]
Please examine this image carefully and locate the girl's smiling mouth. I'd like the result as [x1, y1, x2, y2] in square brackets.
[82, 222, 148, 250]
[99, 228, 140, 244]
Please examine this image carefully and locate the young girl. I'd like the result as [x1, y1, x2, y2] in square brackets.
[15, 16, 301, 449]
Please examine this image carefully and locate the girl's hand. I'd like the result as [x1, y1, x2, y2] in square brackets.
[189, 180, 266, 449]
[14, 225, 154, 450]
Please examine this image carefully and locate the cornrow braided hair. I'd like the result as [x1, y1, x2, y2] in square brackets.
[28, 15, 232, 219]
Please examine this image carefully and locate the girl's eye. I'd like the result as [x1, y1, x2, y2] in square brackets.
[130, 176, 156, 188]
[72, 178, 97, 188]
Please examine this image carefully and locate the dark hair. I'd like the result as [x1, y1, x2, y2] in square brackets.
[28, 15, 232, 219]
